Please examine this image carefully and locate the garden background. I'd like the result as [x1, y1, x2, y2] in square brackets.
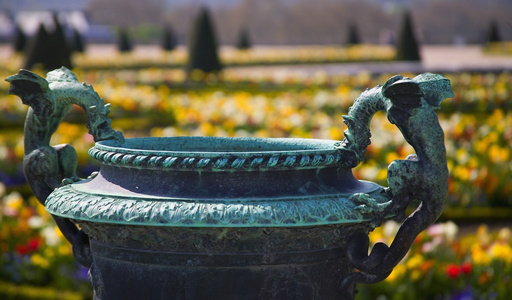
[1, 0, 512, 299]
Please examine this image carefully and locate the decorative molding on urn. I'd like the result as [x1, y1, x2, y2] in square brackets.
[45, 184, 390, 227]
[88, 146, 343, 171]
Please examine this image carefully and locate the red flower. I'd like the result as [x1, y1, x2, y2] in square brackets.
[446, 264, 461, 279]
[27, 238, 40, 251]
[15, 238, 41, 256]
[461, 262, 472, 275]
[15, 244, 30, 256]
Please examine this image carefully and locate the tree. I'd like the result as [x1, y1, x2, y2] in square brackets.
[13, 24, 26, 53]
[487, 20, 501, 43]
[46, 14, 72, 69]
[187, 7, 222, 74]
[162, 25, 177, 51]
[396, 10, 421, 61]
[24, 23, 49, 69]
[117, 28, 133, 52]
[70, 28, 86, 53]
[346, 22, 360, 46]
[23, 15, 72, 71]
[236, 27, 251, 50]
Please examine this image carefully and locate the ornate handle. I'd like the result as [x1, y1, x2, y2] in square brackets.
[6, 67, 124, 267]
[338, 73, 454, 297]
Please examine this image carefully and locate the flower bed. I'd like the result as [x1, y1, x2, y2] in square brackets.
[1, 48, 511, 297]
[1, 184, 510, 298]
[0, 186, 92, 298]
[1, 68, 510, 208]
[357, 221, 512, 299]
[73, 45, 395, 70]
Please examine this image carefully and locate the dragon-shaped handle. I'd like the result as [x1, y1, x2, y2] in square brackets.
[6, 67, 124, 268]
[338, 73, 454, 298]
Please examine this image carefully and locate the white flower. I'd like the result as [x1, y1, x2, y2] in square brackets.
[383, 220, 400, 239]
[41, 227, 60, 246]
[28, 216, 45, 228]
[443, 221, 459, 242]
[0, 182, 5, 198]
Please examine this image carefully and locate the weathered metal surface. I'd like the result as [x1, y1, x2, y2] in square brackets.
[339, 73, 453, 297]
[6, 67, 123, 268]
[6, 68, 452, 300]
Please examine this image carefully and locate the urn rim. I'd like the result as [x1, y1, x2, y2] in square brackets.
[90, 136, 345, 170]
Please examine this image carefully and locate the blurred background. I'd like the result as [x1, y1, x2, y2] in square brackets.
[0, 0, 511, 299]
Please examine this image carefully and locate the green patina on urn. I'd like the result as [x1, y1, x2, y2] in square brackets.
[6, 67, 453, 300]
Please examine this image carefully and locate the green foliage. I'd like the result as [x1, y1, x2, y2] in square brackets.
[23, 15, 72, 70]
[487, 20, 501, 43]
[117, 28, 133, 53]
[346, 22, 360, 46]
[236, 27, 251, 50]
[187, 7, 222, 74]
[162, 26, 177, 51]
[395, 10, 421, 61]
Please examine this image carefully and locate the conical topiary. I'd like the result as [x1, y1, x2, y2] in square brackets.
[487, 20, 501, 43]
[346, 22, 360, 46]
[70, 28, 86, 53]
[117, 28, 133, 53]
[236, 27, 251, 50]
[24, 23, 49, 69]
[396, 10, 421, 61]
[187, 7, 222, 74]
[23, 15, 72, 71]
[162, 25, 177, 51]
[13, 24, 26, 53]
[46, 14, 72, 70]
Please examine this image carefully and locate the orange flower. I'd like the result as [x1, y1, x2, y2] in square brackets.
[478, 272, 492, 285]
[420, 260, 435, 273]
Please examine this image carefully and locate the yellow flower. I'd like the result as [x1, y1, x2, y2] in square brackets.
[453, 165, 470, 181]
[471, 244, 491, 265]
[491, 243, 512, 264]
[386, 264, 406, 282]
[199, 122, 216, 136]
[368, 227, 384, 244]
[498, 228, 511, 242]
[3, 192, 23, 216]
[58, 244, 72, 256]
[411, 270, 422, 281]
[376, 169, 387, 182]
[44, 247, 55, 258]
[386, 152, 400, 164]
[455, 148, 469, 164]
[31, 254, 50, 268]
[406, 254, 424, 270]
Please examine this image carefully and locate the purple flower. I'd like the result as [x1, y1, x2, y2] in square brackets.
[451, 287, 474, 300]
[75, 265, 90, 282]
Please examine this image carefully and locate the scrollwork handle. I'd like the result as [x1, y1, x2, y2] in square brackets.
[339, 73, 454, 298]
[6, 67, 124, 268]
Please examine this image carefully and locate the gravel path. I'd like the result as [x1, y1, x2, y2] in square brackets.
[230, 45, 512, 76]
